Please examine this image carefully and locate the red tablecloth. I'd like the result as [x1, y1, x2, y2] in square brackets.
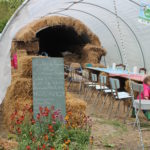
[110, 74, 146, 82]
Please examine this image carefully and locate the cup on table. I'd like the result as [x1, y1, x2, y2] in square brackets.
[133, 66, 138, 74]
[112, 63, 116, 70]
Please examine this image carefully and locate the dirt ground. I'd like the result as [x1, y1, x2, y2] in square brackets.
[69, 85, 150, 150]
[1, 89, 150, 150]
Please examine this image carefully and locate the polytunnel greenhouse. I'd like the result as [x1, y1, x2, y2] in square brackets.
[0, 0, 150, 149]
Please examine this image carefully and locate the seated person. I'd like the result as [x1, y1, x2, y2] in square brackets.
[136, 76, 150, 120]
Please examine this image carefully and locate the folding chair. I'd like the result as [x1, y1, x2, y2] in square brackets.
[130, 81, 150, 149]
[84, 73, 98, 101]
[108, 78, 132, 117]
[67, 63, 82, 93]
[94, 75, 109, 109]
[81, 70, 90, 95]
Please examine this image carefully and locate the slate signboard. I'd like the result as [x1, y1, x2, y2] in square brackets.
[32, 58, 66, 118]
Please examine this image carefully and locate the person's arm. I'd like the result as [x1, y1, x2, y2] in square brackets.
[143, 84, 149, 100]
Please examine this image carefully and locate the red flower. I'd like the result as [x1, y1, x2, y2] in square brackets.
[10, 114, 15, 121]
[51, 105, 55, 110]
[44, 134, 48, 141]
[19, 115, 24, 122]
[16, 119, 22, 125]
[43, 112, 49, 117]
[37, 113, 40, 120]
[51, 114, 55, 120]
[17, 128, 21, 134]
[32, 137, 36, 142]
[50, 147, 55, 150]
[31, 119, 36, 125]
[42, 144, 46, 149]
[48, 125, 54, 133]
[48, 125, 53, 130]
[39, 106, 43, 114]
[10, 111, 17, 121]
[44, 107, 50, 113]
[26, 145, 31, 150]
[29, 108, 33, 113]
[29, 132, 32, 136]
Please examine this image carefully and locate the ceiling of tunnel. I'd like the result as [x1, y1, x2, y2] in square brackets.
[0, 0, 150, 103]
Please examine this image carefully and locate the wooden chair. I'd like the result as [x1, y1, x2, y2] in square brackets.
[139, 68, 147, 75]
[116, 64, 126, 70]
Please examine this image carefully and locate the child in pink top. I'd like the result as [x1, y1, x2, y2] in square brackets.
[137, 76, 150, 120]
[138, 76, 150, 100]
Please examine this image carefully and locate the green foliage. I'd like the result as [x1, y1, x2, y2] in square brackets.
[11, 106, 91, 150]
[8, 0, 24, 13]
[0, 0, 24, 32]
[54, 127, 90, 150]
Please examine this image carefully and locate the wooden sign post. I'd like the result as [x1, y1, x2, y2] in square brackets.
[32, 58, 66, 118]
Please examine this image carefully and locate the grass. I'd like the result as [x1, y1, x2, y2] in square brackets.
[97, 118, 127, 132]
[0, 1, 10, 32]
[95, 118, 128, 149]
[0, 0, 24, 32]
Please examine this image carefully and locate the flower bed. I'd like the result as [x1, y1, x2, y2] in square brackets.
[11, 105, 91, 150]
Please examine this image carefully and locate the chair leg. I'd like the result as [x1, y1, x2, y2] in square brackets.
[115, 100, 121, 117]
[89, 88, 96, 102]
[94, 91, 101, 105]
[124, 105, 132, 124]
[67, 79, 72, 90]
[107, 96, 113, 113]
[93, 91, 99, 105]
[99, 94, 109, 112]
[83, 86, 88, 98]
[84, 86, 91, 100]
[108, 97, 115, 117]
[79, 82, 82, 95]
[123, 101, 126, 112]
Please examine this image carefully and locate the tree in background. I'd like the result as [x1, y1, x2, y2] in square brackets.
[8, 0, 24, 13]
[0, 0, 24, 32]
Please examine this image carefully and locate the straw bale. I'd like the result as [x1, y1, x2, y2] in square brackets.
[14, 26, 35, 42]
[64, 53, 81, 65]
[11, 40, 39, 53]
[18, 56, 46, 77]
[3, 98, 32, 127]
[0, 137, 18, 150]
[29, 18, 48, 32]
[18, 56, 33, 78]
[17, 50, 27, 57]
[70, 63, 81, 69]
[83, 44, 106, 55]
[66, 93, 87, 111]
[14, 16, 101, 46]
[124, 80, 138, 98]
[81, 44, 106, 64]
[5, 78, 32, 100]
[66, 93, 87, 126]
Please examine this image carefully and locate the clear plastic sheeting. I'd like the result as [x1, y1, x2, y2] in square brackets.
[0, 0, 150, 104]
